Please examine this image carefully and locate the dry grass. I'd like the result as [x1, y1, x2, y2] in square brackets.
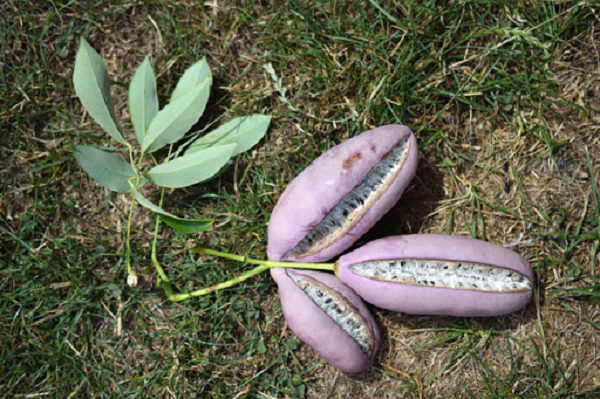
[1, 0, 599, 398]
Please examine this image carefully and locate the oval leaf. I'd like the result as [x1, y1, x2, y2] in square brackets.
[129, 56, 158, 146]
[131, 187, 213, 234]
[186, 114, 271, 157]
[159, 215, 213, 234]
[73, 38, 124, 144]
[73, 145, 135, 193]
[142, 81, 210, 153]
[170, 58, 212, 102]
[146, 144, 236, 188]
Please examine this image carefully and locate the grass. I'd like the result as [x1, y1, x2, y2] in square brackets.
[1, 0, 600, 397]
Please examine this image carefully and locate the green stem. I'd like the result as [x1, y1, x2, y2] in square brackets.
[125, 192, 137, 285]
[151, 188, 170, 283]
[165, 248, 335, 302]
[123, 141, 141, 286]
[194, 248, 335, 271]
[124, 142, 139, 176]
[137, 151, 145, 168]
[171, 265, 270, 301]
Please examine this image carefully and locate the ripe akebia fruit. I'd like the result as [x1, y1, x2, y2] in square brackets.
[335, 234, 534, 317]
[268, 125, 419, 263]
[190, 233, 533, 316]
[189, 235, 532, 366]
[270, 268, 380, 373]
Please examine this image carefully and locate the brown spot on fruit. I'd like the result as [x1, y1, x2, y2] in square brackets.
[342, 152, 362, 171]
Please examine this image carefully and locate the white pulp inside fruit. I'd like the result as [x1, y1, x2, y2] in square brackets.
[287, 271, 374, 358]
[348, 259, 532, 292]
[284, 136, 411, 259]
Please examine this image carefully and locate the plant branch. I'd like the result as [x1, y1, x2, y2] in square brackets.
[125, 191, 138, 286]
[193, 247, 335, 271]
[151, 187, 170, 283]
[169, 265, 271, 301]
[160, 247, 336, 301]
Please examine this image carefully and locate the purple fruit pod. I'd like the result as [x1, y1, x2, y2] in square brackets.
[268, 125, 419, 263]
[336, 234, 534, 317]
[271, 268, 381, 373]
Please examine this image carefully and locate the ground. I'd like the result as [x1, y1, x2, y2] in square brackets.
[1, 0, 599, 398]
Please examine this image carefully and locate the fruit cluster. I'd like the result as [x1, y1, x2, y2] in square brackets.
[267, 125, 533, 373]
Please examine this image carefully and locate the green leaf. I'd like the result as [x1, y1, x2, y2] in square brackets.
[146, 144, 236, 188]
[141, 81, 210, 153]
[73, 145, 135, 193]
[170, 58, 212, 102]
[131, 187, 213, 234]
[186, 114, 271, 157]
[159, 215, 213, 234]
[73, 38, 125, 144]
[129, 56, 158, 146]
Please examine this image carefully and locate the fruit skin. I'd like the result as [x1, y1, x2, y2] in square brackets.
[271, 268, 380, 373]
[267, 125, 419, 263]
[336, 234, 534, 317]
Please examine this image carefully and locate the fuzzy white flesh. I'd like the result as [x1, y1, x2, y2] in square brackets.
[348, 259, 532, 292]
[283, 137, 411, 259]
[287, 271, 375, 358]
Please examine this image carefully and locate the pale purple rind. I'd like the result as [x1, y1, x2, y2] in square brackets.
[270, 268, 381, 373]
[336, 235, 534, 317]
[267, 125, 419, 262]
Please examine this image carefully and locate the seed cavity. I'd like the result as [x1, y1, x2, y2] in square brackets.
[287, 270, 375, 358]
[348, 259, 532, 292]
[283, 137, 411, 259]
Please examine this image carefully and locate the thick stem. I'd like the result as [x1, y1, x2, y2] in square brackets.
[170, 265, 270, 302]
[166, 248, 335, 301]
[194, 247, 335, 271]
